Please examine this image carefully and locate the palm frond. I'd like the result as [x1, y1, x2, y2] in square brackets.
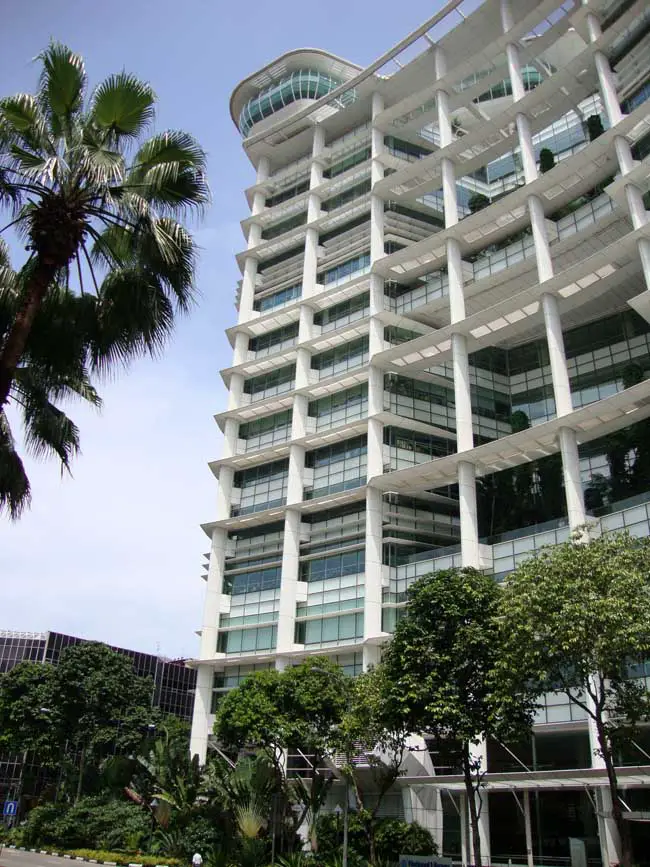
[37, 42, 86, 136]
[91, 267, 174, 370]
[77, 125, 126, 185]
[0, 411, 30, 518]
[143, 217, 197, 309]
[0, 93, 51, 154]
[20, 379, 81, 468]
[128, 130, 209, 214]
[90, 72, 156, 141]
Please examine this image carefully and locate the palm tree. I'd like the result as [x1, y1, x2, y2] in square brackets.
[0, 240, 100, 517]
[0, 42, 208, 512]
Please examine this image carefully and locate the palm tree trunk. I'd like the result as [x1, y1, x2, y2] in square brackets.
[596, 719, 634, 867]
[462, 747, 482, 867]
[0, 260, 56, 408]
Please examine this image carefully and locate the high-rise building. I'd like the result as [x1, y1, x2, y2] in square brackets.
[191, 0, 650, 862]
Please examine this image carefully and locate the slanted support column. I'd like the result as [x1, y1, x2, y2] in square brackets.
[585, 6, 650, 292]
[586, 687, 623, 866]
[232, 330, 249, 366]
[502, 0, 586, 531]
[216, 466, 234, 521]
[436, 47, 480, 568]
[228, 373, 244, 411]
[302, 125, 325, 299]
[364, 92, 387, 658]
[223, 418, 239, 459]
[276, 508, 301, 655]
[363, 485, 384, 654]
[239, 157, 270, 323]
[190, 526, 228, 762]
[469, 738, 491, 866]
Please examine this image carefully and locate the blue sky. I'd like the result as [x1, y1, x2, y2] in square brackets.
[1, 0, 450, 658]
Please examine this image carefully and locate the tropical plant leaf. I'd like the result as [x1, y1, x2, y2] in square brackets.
[90, 72, 156, 139]
[0, 410, 30, 517]
[37, 42, 86, 128]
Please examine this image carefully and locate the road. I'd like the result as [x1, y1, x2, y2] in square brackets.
[2, 850, 87, 867]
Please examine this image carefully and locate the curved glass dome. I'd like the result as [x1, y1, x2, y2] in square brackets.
[238, 69, 344, 137]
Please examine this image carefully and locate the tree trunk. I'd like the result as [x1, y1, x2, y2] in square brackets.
[0, 260, 56, 408]
[462, 747, 482, 867]
[367, 821, 377, 867]
[75, 745, 86, 805]
[596, 719, 634, 867]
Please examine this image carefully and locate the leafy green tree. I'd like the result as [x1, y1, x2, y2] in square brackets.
[0, 42, 208, 516]
[496, 530, 650, 867]
[0, 661, 60, 760]
[316, 814, 436, 864]
[336, 666, 412, 865]
[214, 657, 352, 850]
[52, 643, 156, 802]
[381, 567, 531, 867]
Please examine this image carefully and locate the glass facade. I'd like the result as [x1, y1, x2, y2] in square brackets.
[238, 69, 346, 137]
[201, 7, 650, 862]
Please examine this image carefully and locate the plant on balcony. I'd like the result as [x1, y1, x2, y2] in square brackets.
[539, 147, 556, 174]
[586, 113, 605, 141]
[468, 192, 490, 214]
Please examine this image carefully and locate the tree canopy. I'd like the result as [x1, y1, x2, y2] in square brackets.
[496, 530, 650, 867]
[380, 566, 533, 867]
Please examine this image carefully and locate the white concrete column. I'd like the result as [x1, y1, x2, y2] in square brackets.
[291, 393, 309, 441]
[503, 8, 587, 531]
[458, 460, 480, 568]
[302, 125, 325, 299]
[232, 330, 249, 366]
[585, 8, 650, 292]
[222, 418, 239, 459]
[298, 302, 314, 344]
[469, 738, 491, 866]
[227, 372, 244, 411]
[365, 90, 387, 640]
[276, 508, 301, 654]
[189, 665, 213, 761]
[437, 47, 479, 569]
[587, 688, 623, 866]
[190, 526, 228, 762]
[460, 792, 470, 867]
[238, 256, 259, 324]
[295, 347, 312, 390]
[216, 465, 234, 520]
[367, 364, 385, 476]
[238, 158, 269, 324]
[541, 291, 572, 418]
[363, 485, 384, 643]
[252, 156, 270, 216]
[286, 444, 306, 506]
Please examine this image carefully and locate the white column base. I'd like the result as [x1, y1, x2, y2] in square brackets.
[458, 460, 480, 568]
[189, 664, 213, 763]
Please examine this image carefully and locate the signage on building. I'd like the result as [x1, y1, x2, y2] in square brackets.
[399, 856, 452, 867]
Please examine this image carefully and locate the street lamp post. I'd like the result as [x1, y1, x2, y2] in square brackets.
[342, 774, 350, 867]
